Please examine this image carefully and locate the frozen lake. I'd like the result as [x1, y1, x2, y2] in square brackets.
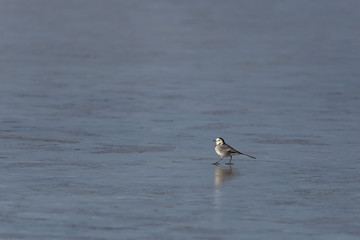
[1, 0, 360, 239]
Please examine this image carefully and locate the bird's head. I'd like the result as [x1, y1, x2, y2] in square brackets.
[213, 137, 225, 146]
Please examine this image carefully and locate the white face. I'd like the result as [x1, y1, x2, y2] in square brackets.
[215, 138, 224, 145]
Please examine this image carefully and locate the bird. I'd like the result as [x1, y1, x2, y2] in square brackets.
[213, 137, 255, 165]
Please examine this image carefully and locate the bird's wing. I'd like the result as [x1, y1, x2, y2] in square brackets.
[222, 145, 256, 159]
[221, 144, 240, 154]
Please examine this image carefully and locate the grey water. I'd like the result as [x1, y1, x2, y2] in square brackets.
[1, 0, 360, 239]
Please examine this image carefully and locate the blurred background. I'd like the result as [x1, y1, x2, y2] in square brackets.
[0, 0, 359, 239]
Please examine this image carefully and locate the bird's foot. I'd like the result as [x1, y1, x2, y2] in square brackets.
[225, 162, 234, 165]
[212, 162, 219, 166]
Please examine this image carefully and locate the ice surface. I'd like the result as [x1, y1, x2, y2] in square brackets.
[1, 0, 360, 239]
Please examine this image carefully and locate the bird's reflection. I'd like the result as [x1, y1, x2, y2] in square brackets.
[214, 165, 236, 220]
[214, 165, 234, 187]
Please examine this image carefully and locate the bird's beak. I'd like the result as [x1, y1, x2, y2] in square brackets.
[213, 140, 216, 142]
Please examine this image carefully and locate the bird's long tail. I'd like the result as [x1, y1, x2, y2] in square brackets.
[240, 152, 256, 159]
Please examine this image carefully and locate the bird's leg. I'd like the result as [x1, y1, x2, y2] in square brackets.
[212, 157, 223, 165]
[225, 156, 234, 165]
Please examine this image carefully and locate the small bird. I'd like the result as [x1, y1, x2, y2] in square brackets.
[213, 137, 255, 165]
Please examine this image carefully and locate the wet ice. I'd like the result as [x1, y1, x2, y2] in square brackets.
[1, 0, 360, 239]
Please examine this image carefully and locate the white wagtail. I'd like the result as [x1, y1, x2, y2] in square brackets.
[213, 137, 256, 165]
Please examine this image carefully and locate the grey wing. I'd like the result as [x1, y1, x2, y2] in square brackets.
[220, 144, 240, 154]
[222, 144, 256, 159]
